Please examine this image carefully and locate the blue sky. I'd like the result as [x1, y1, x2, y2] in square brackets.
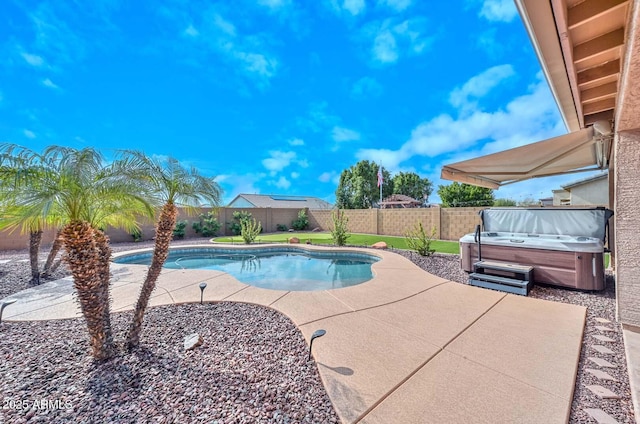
[1, 0, 599, 205]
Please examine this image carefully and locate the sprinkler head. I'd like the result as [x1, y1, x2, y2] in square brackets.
[199, 282, 207, 304]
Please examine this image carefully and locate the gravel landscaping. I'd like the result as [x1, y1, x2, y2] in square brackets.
[0, 240, 636, 423]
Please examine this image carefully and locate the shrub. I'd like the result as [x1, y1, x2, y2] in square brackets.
[229, 211, 253, 236]
[276, 224, 288, 231]
[192, 211, 222, 237]
[330, 209, 350, 246]
[291, 209, 309, 231]
[172, 220, 187, 239]
[131, 228, 143, 242]
[404, 222, 436, 256]
[240, 218, 262, 244]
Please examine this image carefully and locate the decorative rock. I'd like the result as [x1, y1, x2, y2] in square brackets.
[372, 241, 388, 249]
[592, 345, 615, 354]
[593, 334, 615, 342]
[595, 325, 616, 332]
[183, 333, 203, 351]
[586, 385, 622, 399]
[289, 237, 300, 244]
[588, 357, 616, 368]
[595, 317, 611, 324]
[586, 368, 617, 381]
[583, 408, 620, 424]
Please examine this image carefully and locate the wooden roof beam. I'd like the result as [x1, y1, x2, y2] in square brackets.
[578, 59, 620, 86]
[581, 82, 617, 103]
[582, 97, 616, 115]
[585, 110, 614, 126]
[574, 28, 625, 64]
[568, 0, 628, 29]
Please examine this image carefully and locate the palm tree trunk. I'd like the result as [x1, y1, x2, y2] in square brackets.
[61, 220, 116, 361]
[126, 202, 178, 350]
[29, 230, 43, 283]
[93, 229, 115, 356]
[42, 230, 63, 277]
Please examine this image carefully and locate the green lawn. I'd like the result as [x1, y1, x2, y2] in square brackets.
[212, 232, 461, 255]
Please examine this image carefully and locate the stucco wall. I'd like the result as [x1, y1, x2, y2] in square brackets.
[615, 130, 640, 327]
[570, 177, 609, 207]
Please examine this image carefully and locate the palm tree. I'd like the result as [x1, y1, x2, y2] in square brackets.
[0, 144, 152, 360]
[120, 152, 222, 350]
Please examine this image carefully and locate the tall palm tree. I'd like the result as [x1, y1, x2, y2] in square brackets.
[0, 144, 152, 360]
[120, 151, 222, 350]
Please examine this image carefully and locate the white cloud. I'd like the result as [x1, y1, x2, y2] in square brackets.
[319, 171, 341, 184]
[330, 0, 366, 16]
[367, 18, 433, 65]
[183, 25, 199, 37]
[351, 76, 383, 99]
[332, 126, 361, 142]
[258, 0, 290, 8]
[449, 64, 514, 108]
[21, 52, 45, 67]
[42, 78, 60, 90]
[274, 176, 291, 189]
[377, 0, 412, 12]
[236, 52, 278, 79]
[213, 14, 236, 37]
[24, 129, 36, 139]
[289, 138, 305, 146]
[479, 0, 518, 23]
[291, 172, 300, 179]
[357, 70, 563, 174]
[262, 150, 297, 172]
[219, 172, 266, 204]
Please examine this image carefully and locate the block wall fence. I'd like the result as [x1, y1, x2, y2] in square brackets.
[0, 207, 484, 251]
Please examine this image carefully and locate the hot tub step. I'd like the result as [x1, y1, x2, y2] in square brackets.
[469, 273, 533, 296]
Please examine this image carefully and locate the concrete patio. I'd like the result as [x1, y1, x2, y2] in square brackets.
[1, 245, 587, 423]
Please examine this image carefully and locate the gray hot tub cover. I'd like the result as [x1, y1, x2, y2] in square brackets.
[480, 207, 614, 241]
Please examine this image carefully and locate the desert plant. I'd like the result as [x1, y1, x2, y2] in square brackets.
[131, 228, 143, 242]
[330, 209, 350, 246]
[229, 211, 253, 235]
[240, 218, 262, 244]
[291, 209, 309, 231]
[173, 220, 187, 239]
[192, 211, 221, 237]
[276, 223, 288, 231]
[404, 222, 437, 256]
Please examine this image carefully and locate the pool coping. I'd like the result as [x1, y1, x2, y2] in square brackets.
[1, 244, 586, 423]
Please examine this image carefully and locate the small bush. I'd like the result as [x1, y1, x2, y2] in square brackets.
[276, 224, 288, 231]
[404, 222, 436, 256]
[131, 228, 143, 242]
[173, 220, 187, 239]
[192, 211, 221, 237]
[330, 209, 350, 246]
[240, 218, 262, 244]
[291, 209, 309, 231]
[229, 211, 253, 236]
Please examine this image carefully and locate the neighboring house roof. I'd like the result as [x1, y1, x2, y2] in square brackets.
[227, 194, 333, 209]
[379, 194, 423, 208]
[561, 172, 608, 190]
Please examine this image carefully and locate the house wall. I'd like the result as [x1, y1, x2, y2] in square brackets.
[570, 177, 609, 207]
[553, 190, 570, 206]
[615, 130, 640, 328]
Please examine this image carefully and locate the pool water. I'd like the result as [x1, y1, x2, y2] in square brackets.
[114, 248, 379, 291]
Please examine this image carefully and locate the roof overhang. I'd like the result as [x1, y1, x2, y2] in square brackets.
[440, 127, 612, 189]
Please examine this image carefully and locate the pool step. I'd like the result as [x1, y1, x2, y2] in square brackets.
[470, 261, 534, 296]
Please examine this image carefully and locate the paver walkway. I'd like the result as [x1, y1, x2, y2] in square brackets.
[1, 245, 587, 423]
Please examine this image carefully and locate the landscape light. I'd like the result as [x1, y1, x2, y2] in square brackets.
[0, 299, 17, 324]
[199, 282, 207, 304]
[308, 329, 326, 361]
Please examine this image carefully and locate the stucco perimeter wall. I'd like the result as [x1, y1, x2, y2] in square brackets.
[615, 130, 640, 327]
[0, 207, 486, 251]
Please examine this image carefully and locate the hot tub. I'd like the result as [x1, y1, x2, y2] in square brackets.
[460, 207, 613, 291]
[460, 232, 605, 290]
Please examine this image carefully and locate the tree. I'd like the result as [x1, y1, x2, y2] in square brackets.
[121, 152, 223, 350]
[392, 172, 433, 203]
[493, 198, 517, 207]
[437, 182, 495, 207]
[0, 144, 151, 360]
[335, 160, 393, 209]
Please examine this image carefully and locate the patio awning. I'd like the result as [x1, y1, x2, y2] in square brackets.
[440, 127, 609, 189]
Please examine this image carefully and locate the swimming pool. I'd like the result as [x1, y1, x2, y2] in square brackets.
[113, 247, 380, 291]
